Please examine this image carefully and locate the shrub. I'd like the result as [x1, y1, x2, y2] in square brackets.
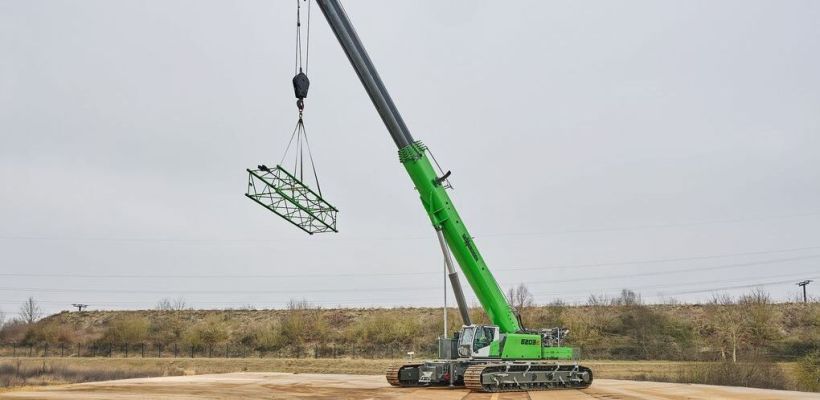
[183, 316, 229, 348]
[279, 301, 327, 346]
[676, 360, 787, 390]
[796, 350, 820, 392]
[234, 322, 283, 351]
[344, 313, 423, 347]
[21, 321, 77, 345]
[103, 316, 150, 343]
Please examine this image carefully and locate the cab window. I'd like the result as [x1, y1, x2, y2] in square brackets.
[473, 326, 494, 349]
[460, 327, 475, 347]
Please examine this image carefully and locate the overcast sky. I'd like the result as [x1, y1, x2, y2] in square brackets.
[1, 0, 819, 315]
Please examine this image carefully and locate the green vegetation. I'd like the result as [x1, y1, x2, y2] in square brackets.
[637, 360, 789, 390]
[796, 350, 820, 392]
[0, 290, 816, 363]
[0, 290, 817, 391]
[0, 359, 184, 389]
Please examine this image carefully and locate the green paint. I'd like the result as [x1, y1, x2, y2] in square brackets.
[500, 333, 543, 359]
[399, 141, 520, 334]
[542, 346, 574, 360]
[489, 340, 501, 357]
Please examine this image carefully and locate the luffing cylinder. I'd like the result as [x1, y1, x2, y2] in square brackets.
[399, 141, 521, 334]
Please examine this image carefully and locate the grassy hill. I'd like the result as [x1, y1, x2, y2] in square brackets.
[2, 299, 817, 362]
[0, 297, 818, 391]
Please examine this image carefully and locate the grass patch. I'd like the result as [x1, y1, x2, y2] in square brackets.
[0, 358, 185, 390]
[630, 360, 798, 391]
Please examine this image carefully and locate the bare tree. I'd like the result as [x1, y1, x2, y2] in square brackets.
[738, 289, 780, 352]
[156, 297, 189, 311]
[613, 289, 642, 306]
[707, 294, 747, 363]
[586, 293, 610, 307]
[506, 283, 534, 310]
[19, 297, 42, 324]
[172, 297, 188, 310]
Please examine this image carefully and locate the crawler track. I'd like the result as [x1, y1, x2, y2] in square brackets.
[385, 365, 402, 387]
[385, 364, 422, 387]
[464, 363, 593, 392]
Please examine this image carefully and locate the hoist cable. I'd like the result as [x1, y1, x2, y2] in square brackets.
[299, 123, 305, 181]
[280, 0, 321, 194]
[294, 0, 311, 73]
[295, 0, 301, 74]
[301, 123, 323, 196]
[305, 0, 311, 73]
[280, 119, 302, 166]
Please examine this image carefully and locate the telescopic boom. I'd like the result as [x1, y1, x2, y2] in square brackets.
[316, 0, 521, 334]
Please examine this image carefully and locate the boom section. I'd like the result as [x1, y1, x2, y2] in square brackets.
[399, 143, 520, 333]
[316, 0, 520, 333]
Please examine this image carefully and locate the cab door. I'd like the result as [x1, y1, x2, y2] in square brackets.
[472, 325, 499, 358]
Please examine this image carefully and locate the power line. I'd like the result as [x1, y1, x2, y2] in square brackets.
[525, 254, 820, 285]
[1, 274, 812, 310]
[0, 245, 818, 279]
[668, 278, 819, 296]
[0, 264, 813, 298]
[1, 271, 813, 311]
[479, 210, 820, 238]
[1, 210, 817, 244]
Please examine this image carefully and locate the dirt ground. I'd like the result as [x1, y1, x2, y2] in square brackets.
[1, 372, 818, 400]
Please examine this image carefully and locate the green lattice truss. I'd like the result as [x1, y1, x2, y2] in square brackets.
[246, 165, 338, 234]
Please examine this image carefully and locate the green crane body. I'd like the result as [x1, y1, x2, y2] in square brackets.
[400, 140, 552, 361]
[399, 142, 520, 335]
[313, 0, 592, 390]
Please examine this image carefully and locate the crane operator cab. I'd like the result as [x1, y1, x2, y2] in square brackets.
[455, 325, 576, 360]
[458, 325, 499, 358]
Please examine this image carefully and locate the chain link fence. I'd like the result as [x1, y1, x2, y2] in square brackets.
[0, 342, 438, 359]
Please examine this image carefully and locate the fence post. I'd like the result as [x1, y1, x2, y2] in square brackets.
[225, 344, 229, 358]
[190, 345, 194, 358]
[60, 343, 65, 357]
[174, 343, 178, 358]
[29, 344, 33, 357]
[109, 342, 113, 357]
[141, 343, 145, 358]
[158, 343, 162, 358]
[43, 343, 48, 357]
[12, 342, 16, 357]
[77, 342, 80, 357]
[125, 342, 128, 358]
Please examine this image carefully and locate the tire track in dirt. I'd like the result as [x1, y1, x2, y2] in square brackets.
[2, 374, 817, 400]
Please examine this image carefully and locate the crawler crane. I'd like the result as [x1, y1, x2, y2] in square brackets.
[313, 1, 593, 391]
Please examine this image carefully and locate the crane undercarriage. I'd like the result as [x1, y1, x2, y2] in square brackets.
[388, 360, 593, 392]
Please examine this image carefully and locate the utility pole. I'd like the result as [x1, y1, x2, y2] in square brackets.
[71, 304, 88, 312]
[797, 280, 813, 303]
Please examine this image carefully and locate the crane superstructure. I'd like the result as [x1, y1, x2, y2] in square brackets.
[315, 0, 592, 391]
